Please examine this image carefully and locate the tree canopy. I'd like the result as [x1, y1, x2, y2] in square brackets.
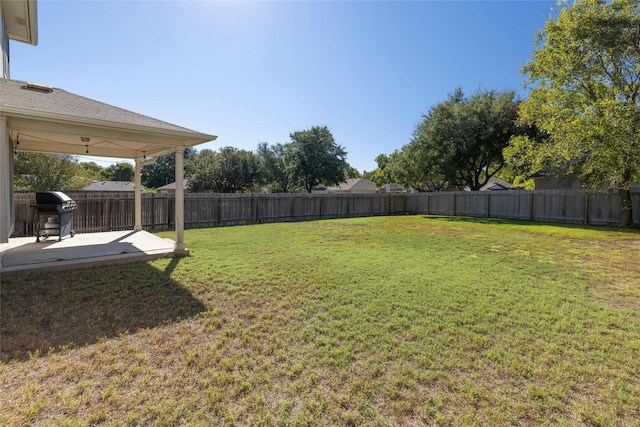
[142, 148, 196, 189]
[102, 162, 135, 182]
[79, 162, 105, 181]
[14, 153, 91, 191]
[369, 150, 442, 192]
[511, 0, 640, 226]
[407, 87, 517, 191]
[256, 142, 295, 192]
[188, 147, 260, 193]
[288, 126, 348, 193]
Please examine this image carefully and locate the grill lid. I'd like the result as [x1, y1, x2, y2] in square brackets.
[35, 191, 74, 205]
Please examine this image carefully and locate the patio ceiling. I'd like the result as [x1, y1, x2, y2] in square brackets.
[7, 116, 209, 159]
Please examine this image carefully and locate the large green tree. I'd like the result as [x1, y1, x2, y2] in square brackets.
[188, 147, 260, 193]
[343, 164, 362, 180]
[141, 148, 196, 189]
[102, 162, 135, 182]
[402, 141, 448, 192]
[14, 153, 91, 191]
[288, 126, 348, 193]
[410, 88, 517, 191]
[514, 0, 640, 227]
[79, 161, 106, 180]
[256, 142, 296, 192]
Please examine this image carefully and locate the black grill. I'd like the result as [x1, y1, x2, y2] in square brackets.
[30, 191, 78, 242]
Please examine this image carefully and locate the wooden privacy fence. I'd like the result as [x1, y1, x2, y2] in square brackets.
[12, 189, 639, 237]
[405, 190, 640, 226]
[12, 192, 407, 236]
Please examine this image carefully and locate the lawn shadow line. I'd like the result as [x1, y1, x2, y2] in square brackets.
[1, 260, 206, 363]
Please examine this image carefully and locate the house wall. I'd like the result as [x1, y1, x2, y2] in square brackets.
[1, 7, 13, 243]
[1, 116, 15, 243]
[1, 7, 10, 78]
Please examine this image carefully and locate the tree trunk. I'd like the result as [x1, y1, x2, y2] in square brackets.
[619, 170, 633, 228]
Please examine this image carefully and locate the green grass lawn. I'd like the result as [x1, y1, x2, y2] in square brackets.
[1, 216, 639, 426]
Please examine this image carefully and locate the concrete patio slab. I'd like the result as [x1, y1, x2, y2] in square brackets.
[0, 230, 183, 277]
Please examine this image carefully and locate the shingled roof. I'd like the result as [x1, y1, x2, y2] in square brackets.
[1, 78, 216, 158]
[1, 78, 206, 134]
[327, 178, 378, 193]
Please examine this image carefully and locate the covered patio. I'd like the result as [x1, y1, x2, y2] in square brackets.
[0, 78, 217, 276]
[0, 230, 175, 277]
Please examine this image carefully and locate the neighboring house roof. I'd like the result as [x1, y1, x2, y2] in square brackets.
[157, 180, 189, 191]
[479, 177, 513, 191]
[1, 78, 217, 159]
[83, 181, 138, 192]
[328, 178, 378, 193]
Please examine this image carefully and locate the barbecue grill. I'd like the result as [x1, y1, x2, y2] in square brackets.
[30, 191, 78, 242]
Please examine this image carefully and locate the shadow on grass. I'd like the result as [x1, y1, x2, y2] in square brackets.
[1, 260, 206, 363]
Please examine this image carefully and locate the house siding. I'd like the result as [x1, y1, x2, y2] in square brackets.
[1, 116, 15, 242]
[0, 10, 9, 242]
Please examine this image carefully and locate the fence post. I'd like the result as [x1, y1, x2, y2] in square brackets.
[487, 193, 491, 218]
[530, 193, 535, 221]
[584, 192, 590, 225]
[453, 194, 457, 217]
[216, 195, 221, 226]
[254, 194, 259, 224]
[288, 194, 293, 221]
[150, 194, 155, 230]
[105, 199, 111, 231]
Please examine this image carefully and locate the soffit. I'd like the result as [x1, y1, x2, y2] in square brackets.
[2, 0, 37, 45]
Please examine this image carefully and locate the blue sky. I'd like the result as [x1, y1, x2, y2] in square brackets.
[9, 0, 557, 174]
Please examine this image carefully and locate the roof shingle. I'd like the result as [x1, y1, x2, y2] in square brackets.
[0, 78, 201, 134]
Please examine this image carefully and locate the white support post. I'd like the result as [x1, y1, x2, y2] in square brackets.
[174, 146, 186, 253]
[134, 157, 142, 231]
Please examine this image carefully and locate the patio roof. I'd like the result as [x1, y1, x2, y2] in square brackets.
[0, 77, 217, 248]
[1, 78, 216, 159]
